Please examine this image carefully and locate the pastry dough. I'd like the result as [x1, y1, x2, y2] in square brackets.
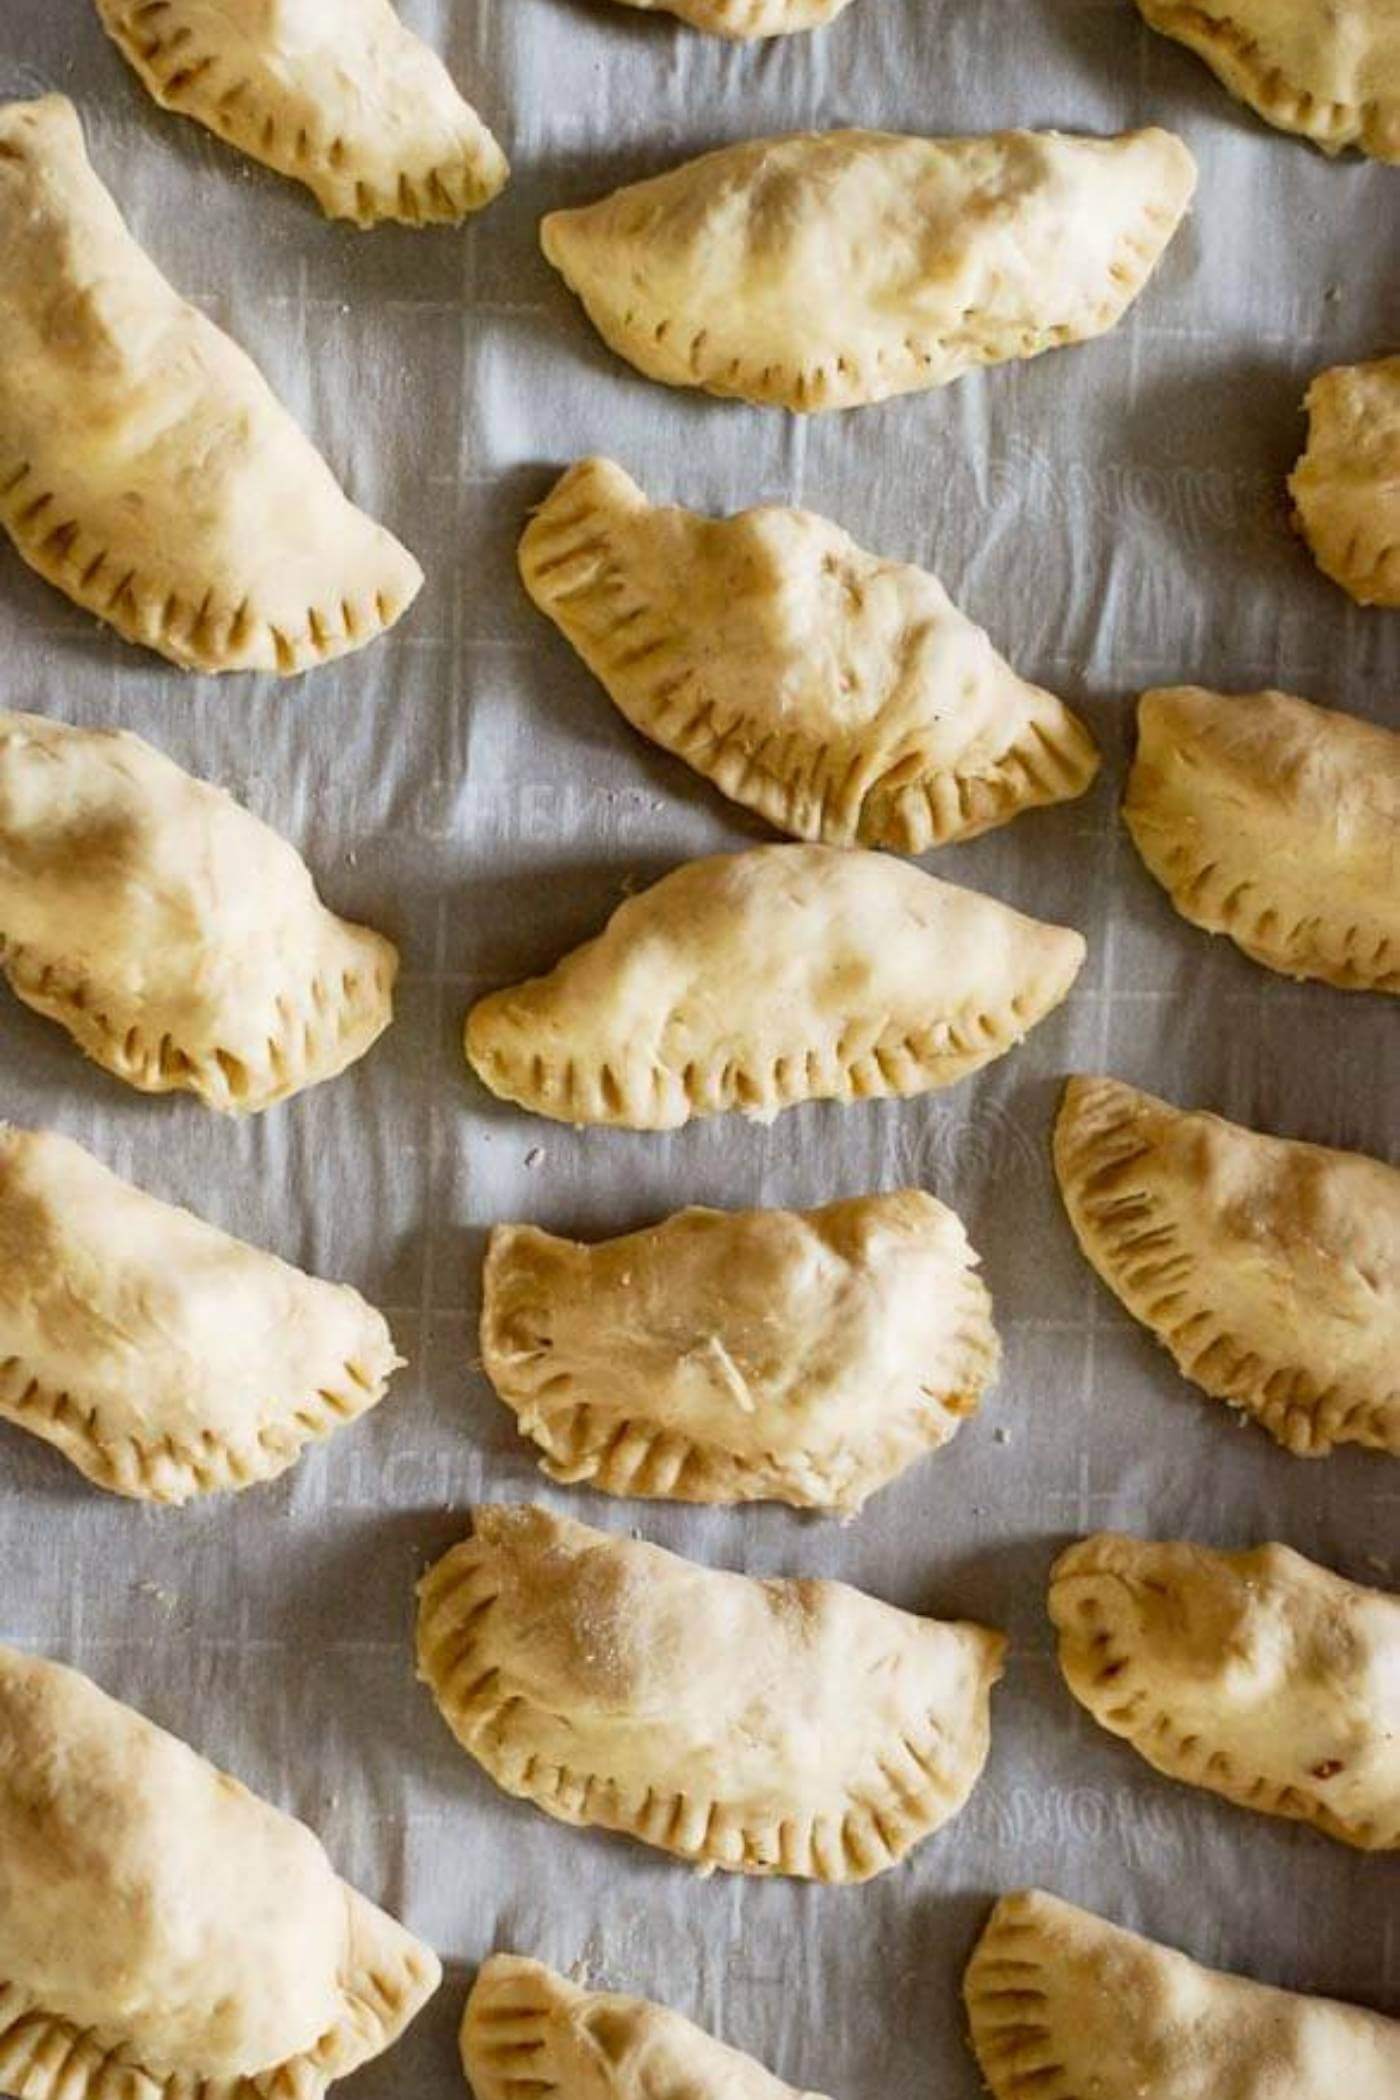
[1050, 1534, 1400, 1851]
[465, 845, 1086, 1129]
[480, 1191, 1000, 1513]
[604, 0, 852, 35]
[1136, 0, 1400, 162]
[0, 711, 398, 1111]
[94, 0, 508, 225]
[0, 1126, 401, 1501]
[462, 1957, 827, 2100]
[539, 128, 1196, 412]
[0, 1642, 439, 2100]
[416, 1503, 1004, 1882]
[1053, 1075, 1400, 1457]
[0, 96, 422, 673]
[1123, 684, 1400, 994]
[964, 1889, 1400, 2100]
[1288, 355, 1400, 606]
[519, 459, 1100, 849]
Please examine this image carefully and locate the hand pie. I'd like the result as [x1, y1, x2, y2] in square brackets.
[480, 1190, 999, 1514]
[604, 0, 852, 34]
[1288, 355, 1400, 607]
[1053, 1075, 1400, 1457]
[964, 1889, 1400, 2100]
[0, 1126, 401, 1501]
[1123, 685, 1399, 994]
[540, 128, 1196, 412]
[1135, 0, 1399, 162]
[0, 711, 397, 1111]
[1050, 1534, 1400, 1851]
[463, 1958, 827, 2100]
[0, 96, 422, 673]
[465, 845, 1086, 1129]
[519, 458, 1100, 850]
[0, 1643, 439, 2100]
[417, 1503, 1004, 1882]
[94, 0, 508, 225]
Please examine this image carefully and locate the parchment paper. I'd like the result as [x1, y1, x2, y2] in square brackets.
[1, 3, 1396, 2096]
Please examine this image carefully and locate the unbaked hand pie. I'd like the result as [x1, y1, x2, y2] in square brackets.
[603, 0, 852, 34]
[0, 1642, 439, 2100]
[540, 128, 1196, 411]
[0, 711, 397, 1111]
[463, 1957, 828, 2100]
[1050, 1533, 1400, 1851]
[465, 845, 1085, 1129]
[965, 1890, 1400, 2100]
[480, 1190, 1000, 1513]
[1123, 685, 1399, 994]
[94, 0, 508, 225]
[0, 1126, 401, 1501]
[0, 96, 422, 672]
[1289, 355, 1400, 606]
[1053, 1076, 1399, 1457]
[417, 1504, 1004, 1882]
[1135, 0, 1399, 162]
[519, 458, 1100, 849]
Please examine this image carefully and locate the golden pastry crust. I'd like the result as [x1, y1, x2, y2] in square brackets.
[1052, 1076, 1400, 1457]
[0, 1644, 439, 2100]
[0, 1127, 401, 1502]
[416, 1504, 1005, 1883]
[1136, 0, 1400, 161]
[540, 128, 1196, 413]
[1123, 685, 1400, 994]
[964, 1890, 1400, 2100]
[0, 97, 422, 673]
[94, 0, 507, 225]
[519, 459, 1100, 850]
[465, 846, 1086, 1130]
[1288, 356, 1400, 606]
[605, 0, 852, 34]
[1050, 1534, 1400, 1851]
[481, 1191, 999, 1514]
[0, 712, 397, 1111]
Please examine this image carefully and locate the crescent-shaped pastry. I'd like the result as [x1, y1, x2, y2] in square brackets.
[539, 128, 1197, 412]
[465, 846, 1086, 1130]
[1288, 355, 1400, 607]
[1052, 1075, 1400, 1457]
[518, 458, 1100, 850]
[604, 0, 851, 34]
[94, 0, 508, 225]
[462, 1957, 828, 2100]
[1050, 1534, 1400, 1851]
[1122, 685, 1400, 994]
[0, 711, 397, 1111]
[1135, 0, 1399, 162]
[416, 1504, 1005, 1882]
[0, 1126, 401, 1502]
[480, 1191, 1000, 1513]
[0, 1643, 439, 2100]
[964, 1889, 1400, 2100]
[0, 97, 422, 673]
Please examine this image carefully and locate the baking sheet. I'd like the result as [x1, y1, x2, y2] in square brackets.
[1, 2, 1397, 2094]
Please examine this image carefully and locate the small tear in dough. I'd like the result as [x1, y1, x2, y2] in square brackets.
[520, 458, 1100, 849]
[0, 710, 399, 1111]
[1050, 1533, 1400, 1851]
[465, 844, 1086, 1130]
[480, 1190, 1000, 1513]
[540, 128, 1196, 412]
[0, 96, 423, 673]
[0, 1642, 440, 2100]
[1123, 684, 1400, 994]
[417, 1503, 1005, 1882]
[1052, 1075, 1400, 1457]
[0, 1125, 403, 1502]
[1289, 355, 1400, 606]
[964, 1889, 1400, 2100]
[94, 0, 508, 225]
